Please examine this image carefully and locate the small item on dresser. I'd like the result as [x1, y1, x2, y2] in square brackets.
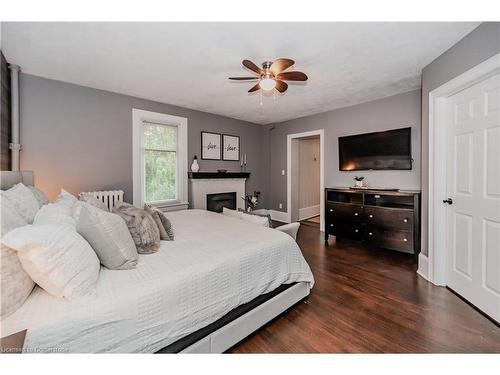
[144, 204, 174, 241]
[79, 194, 109, 211]
[112, 202, 160, 253]
[77, 203, 138, 269]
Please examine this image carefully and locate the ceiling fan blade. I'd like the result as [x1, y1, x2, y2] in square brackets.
[276, 71, 308, 81]
[248, 83, 261, 93]
[270, 58, 295, 76]
[275, 80, 288, 93]
[242, 59, 263, 75]
[229, 77, 259, 80]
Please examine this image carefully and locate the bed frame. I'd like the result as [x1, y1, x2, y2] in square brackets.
[1, 170, 311, 353]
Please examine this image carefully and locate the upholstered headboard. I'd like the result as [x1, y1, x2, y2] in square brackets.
[0, 171, 34, 190]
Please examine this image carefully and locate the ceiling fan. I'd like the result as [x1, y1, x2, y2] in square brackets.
[229, 58, 308, 94]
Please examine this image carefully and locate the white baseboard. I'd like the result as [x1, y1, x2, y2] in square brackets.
[298, 205, 320, 221]
[417, 253, 429, 281]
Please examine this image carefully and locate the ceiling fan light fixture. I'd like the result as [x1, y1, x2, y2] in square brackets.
[259, 77, 276, 91]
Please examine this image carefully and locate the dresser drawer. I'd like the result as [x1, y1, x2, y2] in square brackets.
[364, 206, 413, 230]
[365, 228, 414, 253]
[326, 203, 363, 222]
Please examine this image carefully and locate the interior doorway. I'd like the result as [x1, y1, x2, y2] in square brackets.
[287, 130, 324, 232]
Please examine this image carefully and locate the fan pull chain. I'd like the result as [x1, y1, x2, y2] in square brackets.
[259, 90, 263, 107]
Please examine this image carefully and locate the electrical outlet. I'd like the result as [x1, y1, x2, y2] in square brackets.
[281, 169, 285, 176]
[279, 203, 283, 209]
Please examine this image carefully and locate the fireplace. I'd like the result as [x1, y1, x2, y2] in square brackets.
[206, 192, 237, 213]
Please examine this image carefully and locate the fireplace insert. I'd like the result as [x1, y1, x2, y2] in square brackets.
[206, 192, 237, 213]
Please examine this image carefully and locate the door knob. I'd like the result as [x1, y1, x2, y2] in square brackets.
[442, 198, 453, 205]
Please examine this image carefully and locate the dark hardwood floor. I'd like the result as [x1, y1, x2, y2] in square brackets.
[229, 223, 500, 353]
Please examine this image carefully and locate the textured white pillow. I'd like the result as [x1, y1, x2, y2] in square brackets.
[241, 212, 270, 227]
[55, 189, 78, 208]
[0, 198, 35, 318]
[0, 183, 40, 223]
[1, 224, 100, 300]
[77, 204, 138, 270]
[222, 207, 242, 219]
[79, 194, 109, 212]
[34, 202, 76, 227]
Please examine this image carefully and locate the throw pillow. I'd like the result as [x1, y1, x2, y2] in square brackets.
[77, 204, 138, 269]
[112, 202, 160, 254]
[1, 224, 100, 300]
[0, 183, 40, 223]
[144, 204, 174, 241]
[28, 186, 49, 207]
[222, 207, 243, 220]
[79, 194, 109, 212]
[240, 211, 271, 227]
[34, 202, 76, 227]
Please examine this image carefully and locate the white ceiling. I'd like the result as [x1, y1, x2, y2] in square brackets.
[1, 22, 479, 124]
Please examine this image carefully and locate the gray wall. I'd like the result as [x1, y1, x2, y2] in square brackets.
[19, 74, 269, 206]
[267, 89, 421, 212]
[420, 22, 500, 255]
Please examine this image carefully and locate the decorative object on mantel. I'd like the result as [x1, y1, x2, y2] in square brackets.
[222, 134, 240, 161]
[201, 131, 221, 160]
[190, 155, 200, 172]
[242, 191, 261, 212]
[240, 153, 247, 172]
[353, 176, 365, 188]
[188, 172, 250, 179]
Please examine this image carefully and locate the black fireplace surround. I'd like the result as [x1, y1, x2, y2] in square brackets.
[206, 192, 237, 213]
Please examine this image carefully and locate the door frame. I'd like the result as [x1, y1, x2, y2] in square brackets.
[287, 129, 325, 232]
[426, 52, 500, 286]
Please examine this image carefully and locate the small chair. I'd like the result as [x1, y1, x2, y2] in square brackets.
[275, 222, 300, 241]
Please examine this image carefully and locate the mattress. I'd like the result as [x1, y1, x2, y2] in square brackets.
[0, 209, 314, 353]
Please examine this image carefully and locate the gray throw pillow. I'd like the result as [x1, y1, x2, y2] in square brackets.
[79, 194, 109, 211]
[28, 186, 49, 207]
[112, 202, 160, 254]
[77, 204, 138, 269]
[144, 204, 174, 241]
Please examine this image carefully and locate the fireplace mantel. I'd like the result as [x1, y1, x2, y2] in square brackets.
[188, 172, 250, 179]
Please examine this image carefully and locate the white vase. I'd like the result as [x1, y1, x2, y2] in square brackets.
[355, 180, 363, 187]
[191, 159, 200, 172]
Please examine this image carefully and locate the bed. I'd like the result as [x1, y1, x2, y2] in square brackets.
[0, 171, 314, 353]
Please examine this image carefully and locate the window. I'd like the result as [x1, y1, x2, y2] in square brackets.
[133, 109, 188, 209]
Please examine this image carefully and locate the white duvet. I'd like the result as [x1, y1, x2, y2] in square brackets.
[1, 209, 314, 353]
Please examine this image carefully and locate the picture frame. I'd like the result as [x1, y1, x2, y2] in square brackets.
[222, 134, 240, 161]
[201, 131, 221, 160]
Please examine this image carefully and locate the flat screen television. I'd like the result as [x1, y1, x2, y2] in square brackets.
[339, 127, 412, 171]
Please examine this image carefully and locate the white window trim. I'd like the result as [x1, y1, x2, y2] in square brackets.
[132, 108, 188, 209]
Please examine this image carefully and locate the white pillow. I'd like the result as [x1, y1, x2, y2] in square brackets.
[0, 183, 40, 223]
[0, 198, 35, 318]
[77, 204, 138, 270]
[28, 186, 49, 208]
[55, 189, 78, 208]
[34, 202, 76, 227]
[79, 194, 109, 212]
[1, 224, 100, 300]
[222, 207, 242, 219]
[241, 212, 270, 227]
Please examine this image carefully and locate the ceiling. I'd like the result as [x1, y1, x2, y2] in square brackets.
[1, 22, 479, 125]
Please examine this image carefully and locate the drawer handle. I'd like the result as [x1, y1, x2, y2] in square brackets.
[354, 212, 358, 216]
[403, 238, 408, 242]
[355, 229, 359, 233]
[369, 214, 373, 218]
[329, 209, 333, 212]
[330, 224, 333, 227]
[368, 232, 373, 236]
[403, 218, 408, 223]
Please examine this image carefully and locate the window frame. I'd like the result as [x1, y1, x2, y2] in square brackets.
[132, 109, 188, 209]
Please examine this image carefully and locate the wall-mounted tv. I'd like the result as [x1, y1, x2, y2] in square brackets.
[339, 127, 412, 171]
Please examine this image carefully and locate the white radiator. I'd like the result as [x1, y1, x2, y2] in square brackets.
[79, 190, 124, 211]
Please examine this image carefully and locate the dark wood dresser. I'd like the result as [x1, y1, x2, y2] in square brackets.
[325, 188, 421, 255]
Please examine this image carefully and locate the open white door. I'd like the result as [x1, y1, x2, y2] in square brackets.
[445, 72, 500, 322]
